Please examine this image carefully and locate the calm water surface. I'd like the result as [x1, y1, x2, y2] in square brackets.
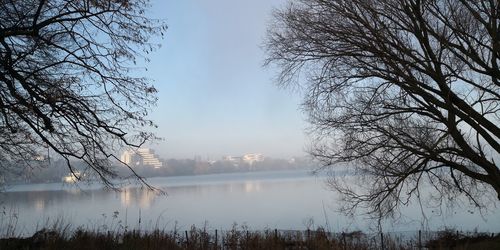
[1, 170, 499, 236]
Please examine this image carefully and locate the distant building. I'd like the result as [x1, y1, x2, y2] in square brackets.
[120, 150, 134, 164]
[120, 148, 163, 168]
[136, 148, 163, 168]
[223, 153, 264, 165]
[222, 155, 242, 162]
[242, 153, 264, 164]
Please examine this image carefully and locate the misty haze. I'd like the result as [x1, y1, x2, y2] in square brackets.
[0, 0, 499, 249]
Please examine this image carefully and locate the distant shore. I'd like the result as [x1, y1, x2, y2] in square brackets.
[3, 157, 317, 186]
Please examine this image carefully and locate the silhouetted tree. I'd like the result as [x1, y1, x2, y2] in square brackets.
[0, 0, 166, 189]
[265, 0, 500, 219]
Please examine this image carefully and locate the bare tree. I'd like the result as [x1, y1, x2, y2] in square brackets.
[0, 0, 166, 189]
[265, 0, 500, 219]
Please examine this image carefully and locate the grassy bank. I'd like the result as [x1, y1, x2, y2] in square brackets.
[1, 225, 499, 250]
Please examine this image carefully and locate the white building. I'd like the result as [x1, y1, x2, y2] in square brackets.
[223, 153, 264, 165]
[222, 155, 242, 162]
[120, 150, 134, 165]
[136, 148, 163, 168]
[120, 148, 163, 168]
[242, 153, 264, 164]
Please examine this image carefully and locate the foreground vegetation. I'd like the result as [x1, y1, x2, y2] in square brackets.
[0, 225, 498, 250]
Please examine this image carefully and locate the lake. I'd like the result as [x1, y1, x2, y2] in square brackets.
[1, 170, 499, 236]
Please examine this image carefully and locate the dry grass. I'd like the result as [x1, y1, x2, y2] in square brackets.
[0, 217, 498, 250]
[0, 225, 391, 250]
[425, 229, 500, 250]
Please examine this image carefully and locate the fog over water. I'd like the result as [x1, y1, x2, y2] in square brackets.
[1, 170, 498, 236]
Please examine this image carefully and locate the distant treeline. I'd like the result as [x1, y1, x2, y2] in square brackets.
[3, 157, 314, 185]
[130, 157, 314, 178]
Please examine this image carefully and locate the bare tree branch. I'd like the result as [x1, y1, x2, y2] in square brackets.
[265, 0, 500, 219]
[0, 0, 167, 192]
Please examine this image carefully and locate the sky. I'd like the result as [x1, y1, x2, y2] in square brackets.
[143, 0, 308, 160]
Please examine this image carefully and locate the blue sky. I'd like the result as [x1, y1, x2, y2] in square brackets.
[144, 0, 307, 159]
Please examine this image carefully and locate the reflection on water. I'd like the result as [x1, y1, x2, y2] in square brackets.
[244, 181, 262, 193]
[34, 199, 44, 211]
[0, 170, 499, 236]
[120, 188, 156, 209]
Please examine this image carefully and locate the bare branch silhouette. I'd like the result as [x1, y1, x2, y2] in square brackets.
[0, 0, 167, 191]
[265, 0, 500, 218]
